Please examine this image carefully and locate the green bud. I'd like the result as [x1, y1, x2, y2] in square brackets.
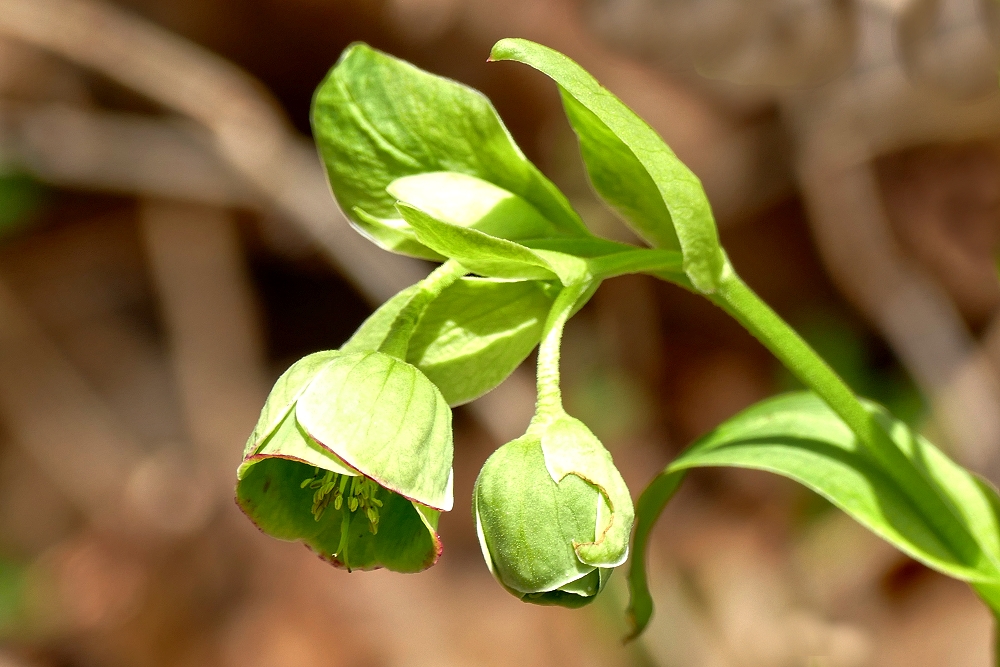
[473, 414, 634, 607]
[236, 349, 452, 572]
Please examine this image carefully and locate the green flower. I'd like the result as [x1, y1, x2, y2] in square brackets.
[473, 414, 633, 607]
[236, 349, 453, 572]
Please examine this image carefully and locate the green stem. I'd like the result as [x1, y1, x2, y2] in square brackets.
[378, 259, 466, 359]
[588, 248, 683, 280]
[529, 281, 595, 432]
[709, 267, 982, 565]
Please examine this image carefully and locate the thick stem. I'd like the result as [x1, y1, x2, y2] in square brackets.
[710, 268, 982, 564]
[378, 259, 466, 359]
[529, 281, 594, 431]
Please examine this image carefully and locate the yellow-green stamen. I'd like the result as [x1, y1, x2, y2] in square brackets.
[303, 468, 382, 535]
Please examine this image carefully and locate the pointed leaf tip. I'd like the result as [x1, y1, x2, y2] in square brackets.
[487, 37, 724, 293]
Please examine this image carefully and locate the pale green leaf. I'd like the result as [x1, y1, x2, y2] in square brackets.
[397, 202, 561, 281]
[558, 92, 680, 252]
[352, 208, 445, 260]
[408, 277, 557, 405]
[340, 278, 557, 406]
[388, 171, 561, 240]
[626, 391, 1000, 638]
[311, 42, 590, 253]
[489, 38, 725, 293]
[341, 284, 421, 354]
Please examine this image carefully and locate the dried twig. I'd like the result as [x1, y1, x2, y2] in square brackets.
[140, 200, 268, 488]
[785, 4, 1000, 471]
[0, 0, 426, 303]
[0, 277, 142, 526]
[0, 102, 252, 207]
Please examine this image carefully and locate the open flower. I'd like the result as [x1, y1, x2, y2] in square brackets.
[473, 414, 633, 607]
[236, 349, 453, 572]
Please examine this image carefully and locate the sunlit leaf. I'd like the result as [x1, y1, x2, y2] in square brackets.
[626, 391, 1000, 638]
[408, 277, 557, 405]
[311, 42, 590, 259]
[490, 38, 724, 293]
[397, 202, 564, 281]
[388, 171, 561, 240]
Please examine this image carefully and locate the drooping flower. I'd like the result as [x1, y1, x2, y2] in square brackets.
[237, 349, 453, 572]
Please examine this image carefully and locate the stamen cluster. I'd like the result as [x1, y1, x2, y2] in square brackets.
[301, 468, 383, 533]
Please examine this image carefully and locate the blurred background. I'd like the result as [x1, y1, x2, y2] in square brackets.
[0, 0, 999, 665]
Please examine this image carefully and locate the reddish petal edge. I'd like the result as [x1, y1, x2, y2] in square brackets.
[235, 453, 443, 573]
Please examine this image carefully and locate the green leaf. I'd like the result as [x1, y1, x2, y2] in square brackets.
[341, 284, 422, 354]
[397, 202, 575, 282]
[311, 42, 590, 254]
[408, 277, 557, 406]
[244, 350, 341, 457]
[294, 351, 454, 511]
[339, 277, 558, 406]
[558, 92, 680, 252]
[626, 391, 1000, 638]
[489, 38, 725, 293]
[388, 172, 562, 240]
[352, 207, 445, 261]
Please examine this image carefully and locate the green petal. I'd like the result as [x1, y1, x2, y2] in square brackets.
[540, 416, 634, 567]
[295, 351, 454, 510]
[236, 457, 440, 572]
[239, 409, 355, 480]
[244, 350, 340, 458]
[520, 568, 606, 608]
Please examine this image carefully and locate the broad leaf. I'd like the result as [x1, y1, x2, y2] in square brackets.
[311, 42, 590, 256]
[388, 172, 561, 240]
[626, 391, 1000, 638]
[341, 284, 421, 354]
[408, 277, 557, 405]
[489, 38, 725, 294]
[397, 202, 579, 282]
[341, 278, 558, 406]
[352, 208, 445, 261]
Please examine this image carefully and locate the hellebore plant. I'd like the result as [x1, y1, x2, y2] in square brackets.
[235, 37, 1000, 658]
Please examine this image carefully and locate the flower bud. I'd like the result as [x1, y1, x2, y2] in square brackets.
[236, 349, 453, 572]
[473, 415, 633, 607]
